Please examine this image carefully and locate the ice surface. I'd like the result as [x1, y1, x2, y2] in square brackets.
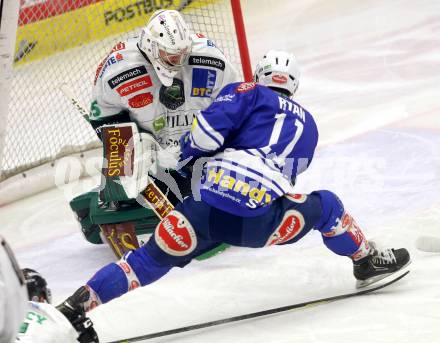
[1, 0, 439, 342]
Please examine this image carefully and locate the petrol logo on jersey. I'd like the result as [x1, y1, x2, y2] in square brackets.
[191, 68, 217, 98]
[235, 82, 257, 93]
[205, 167, 272, 208]
[266, 210, 305, 246]
[116, 75, 152, 96]
[128, 92, 153, 108]
[155, 211, 197, 257]
[108, 65, 148, 89]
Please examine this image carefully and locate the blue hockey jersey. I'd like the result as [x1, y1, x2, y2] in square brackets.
[180, 82, 319, 217]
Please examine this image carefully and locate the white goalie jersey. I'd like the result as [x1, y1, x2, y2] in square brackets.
[91, 33, 238, 167]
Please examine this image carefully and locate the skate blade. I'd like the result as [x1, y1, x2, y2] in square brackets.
[356, 260, 412, 289]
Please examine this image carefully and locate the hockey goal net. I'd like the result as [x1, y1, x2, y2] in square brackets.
[0, 0, 250, 203]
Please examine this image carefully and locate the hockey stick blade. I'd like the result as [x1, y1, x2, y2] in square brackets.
[107, 270, 410, 343]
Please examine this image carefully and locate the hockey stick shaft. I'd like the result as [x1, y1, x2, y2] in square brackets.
[107, 270, 409, 342]
[59, 83, 90, 120]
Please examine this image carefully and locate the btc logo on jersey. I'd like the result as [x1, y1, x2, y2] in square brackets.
[191, 68, 217, 98]
[265, 210, 305, 246]
[155, 211, 197, 256]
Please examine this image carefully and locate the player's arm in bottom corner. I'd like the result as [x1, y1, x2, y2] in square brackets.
[16, 269, 98, 343]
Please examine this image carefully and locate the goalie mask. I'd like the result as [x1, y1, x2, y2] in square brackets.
[254, 50, 300, 98]
[139, 10, 192, 87]
[22, 268, 52, 304]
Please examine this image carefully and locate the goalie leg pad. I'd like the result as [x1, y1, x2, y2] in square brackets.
[86, 249, 171, 304]
[313, 190, 370, 259]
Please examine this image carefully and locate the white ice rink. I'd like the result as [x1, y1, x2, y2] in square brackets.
[1, 0, 440, 342]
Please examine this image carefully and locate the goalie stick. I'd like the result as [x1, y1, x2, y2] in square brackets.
[106, 270, 410, 343]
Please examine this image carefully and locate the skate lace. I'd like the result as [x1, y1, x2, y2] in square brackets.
[372, 248, 396, 265]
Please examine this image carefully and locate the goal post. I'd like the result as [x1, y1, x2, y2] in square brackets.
[0, 0, 20, 183]
[0, 0, 251, 204]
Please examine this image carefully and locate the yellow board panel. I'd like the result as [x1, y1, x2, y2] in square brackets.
[15, 0, 219, 65]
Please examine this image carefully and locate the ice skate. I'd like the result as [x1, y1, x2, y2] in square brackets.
[353, 242, 411, 288]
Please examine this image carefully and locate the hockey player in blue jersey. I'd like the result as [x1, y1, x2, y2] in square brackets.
[57, 51, 410, 329]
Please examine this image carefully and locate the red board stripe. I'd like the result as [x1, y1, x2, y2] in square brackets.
[19, 0, 102, 26]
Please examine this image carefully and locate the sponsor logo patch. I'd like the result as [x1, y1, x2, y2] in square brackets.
[191, 68, 217, 98]
[214, 93, 235, 103]
[94, 48, 125, 84]
[93, 43, 126, 85]
[266, 210, 305, 246]
[204, 167, 272, 208]
[341, 213, 353, 229]
[99, 53, 124, 78]
[235, 82, 257, 93]
[153, 116, 166, 132]
[119, 262, 131, 274]
[155, 211, 197, 256]
[102, 126, 135, 178]
[272, 74, 288, 84]
[129, 280, 140, 290]
[108, 65, 148, 89]
[128, 92, 153, 108]
[189, 56, 225, 71]
[116, 75, 153, 96]
[285, 193, 307, 203]
[347, 219, 365, 246]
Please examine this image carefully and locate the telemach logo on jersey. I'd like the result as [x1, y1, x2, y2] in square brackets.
[108, 65, 148, 89]
[155, 211, 197, 256]
[189, 56, 225, 71]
